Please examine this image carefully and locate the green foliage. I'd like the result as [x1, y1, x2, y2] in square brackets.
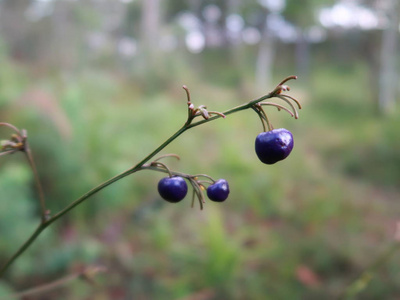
[309, 64, 400, 187]
[338, 115, 400, 186]
[0, 41, 29, 107]
[285, 0, 335, 28]
[0, 281, 14, 297]
[0, 163, 37, 255]
[0, 41, 400, 300]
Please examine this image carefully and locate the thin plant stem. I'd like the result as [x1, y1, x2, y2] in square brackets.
[0, 125, 188, 276]
[279, 94, 302, 109]
[2, 274, 79, 300]
[0, 223, 45, 276]
[0, 76, 298, 276]
[277, 75, 297, 86]
[185, 91, 277, 130]
[153, 153, 180, 161]
[191, 189, 196, 208]
[251, 106, 267, 132]
[47, 87, 288, 224]
[149, 162, 173, 177]
[0, 150, 17, 156]
[193, 174, 215, 182]
[189, 177, 204, 210]
[260, 102, 295, 118]
[24, 141, 48, 222]
[275, 95, 299, 119]
[2, 265, 105, 299]
[47, 124, 189, 227]
[0, 122, 21, 135]
[258, 106, 273, 131]
[1, 123, 47, 221]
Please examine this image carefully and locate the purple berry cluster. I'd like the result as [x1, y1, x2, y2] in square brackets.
[156, 127, 295, 205]
[156, 76, 299, 206]
[156, 128, 294, 205]
[158, 176, 230, 203]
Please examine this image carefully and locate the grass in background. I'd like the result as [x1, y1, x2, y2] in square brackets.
[1, 58, 400, 299]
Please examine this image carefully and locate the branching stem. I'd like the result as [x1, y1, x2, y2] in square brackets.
[0, 75, 298, 276]
[4, 265, 105, 299]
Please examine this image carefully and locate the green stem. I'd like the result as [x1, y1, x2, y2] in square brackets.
[0, 125, 189, 276]
[49, 89, 280, 224]
[251, 106, 268, 132]
[48, 124, 189, 226]
[24, 141, 48, 223]
[0, 77, 295, 276]
[0, 223, 45, 275]
[4, 265, 105, 299]
[5, 273, 81, 299]
[186, 92, 275, 130]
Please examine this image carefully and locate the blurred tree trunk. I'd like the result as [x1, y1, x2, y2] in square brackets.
[378, 0, 399, 114]
[50, 1, 76, 70]
[0, 0, 31, 60]
[295, 30, 310, 85]
[256, 13, 276, 91]
[139, 0, 163, 91]
[140, 0, 161, 69]
[364, 30, 381, 113]
[226, 0, 250, 97]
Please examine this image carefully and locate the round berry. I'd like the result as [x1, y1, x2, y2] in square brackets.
[158, 176, 188, 203]
[255, 128, 294, 164]
[207, 179, 230, 202]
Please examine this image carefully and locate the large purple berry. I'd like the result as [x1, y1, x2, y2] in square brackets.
[255, 128, 294, 164]
[207, 179, 230, 202]
[158, 176, 188, 203]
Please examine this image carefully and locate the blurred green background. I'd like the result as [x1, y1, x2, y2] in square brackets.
[0, 0, 400, 299]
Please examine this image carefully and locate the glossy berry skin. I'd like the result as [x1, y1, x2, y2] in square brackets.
[158, 176, 188, 203]
[207, 179, 230, 202]
[255, 128, 294, 164]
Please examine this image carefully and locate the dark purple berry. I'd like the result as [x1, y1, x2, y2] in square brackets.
[207, 179, 230, 202]
[158, 176, 188, 203]
[255, 128, 294, 164]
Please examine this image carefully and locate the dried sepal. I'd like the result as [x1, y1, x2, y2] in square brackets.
[183, 86, 226, 124]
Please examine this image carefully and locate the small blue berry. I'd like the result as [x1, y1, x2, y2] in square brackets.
[255, 128, 294, 164]
[158, 176, 188, 203]
[207, 179, 230, 202]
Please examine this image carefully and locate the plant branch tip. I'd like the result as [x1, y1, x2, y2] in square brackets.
[279, 94, 302, 109]
[260, 102, 295, 118]
[278, 75, 298, 86]
[153, 153, 180, 162]
[182, 85, 191, 104]
[150, 161, 173, 177]
[208, 111, 226, 119]
[0, 122, 23, 135]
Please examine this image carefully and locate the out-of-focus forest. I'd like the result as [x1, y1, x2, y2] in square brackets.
[0, 0, 399, 299]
